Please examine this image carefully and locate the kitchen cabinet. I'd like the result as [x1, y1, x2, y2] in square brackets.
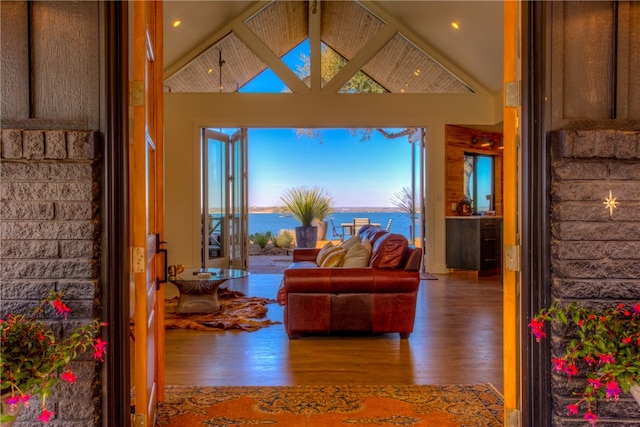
[446, 217, 502, 275]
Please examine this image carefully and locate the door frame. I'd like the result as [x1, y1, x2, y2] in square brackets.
[102, 2, 558, 426]
[103, 2, 131, 427]
[521, 1, 553, 425]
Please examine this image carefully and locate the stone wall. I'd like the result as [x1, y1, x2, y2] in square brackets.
[0, 129, 102, 426]
[550, 129, 640, 425]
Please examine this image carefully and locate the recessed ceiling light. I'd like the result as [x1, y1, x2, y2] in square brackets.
[172, 20, 181, 28]
[207, 68, 213, 74]
[451, 21, 460, 30]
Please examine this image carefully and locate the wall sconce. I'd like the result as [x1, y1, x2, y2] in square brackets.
[471, 136, 478, 146]
[481, 135, 495, 148]
[498, 138, 504, 150]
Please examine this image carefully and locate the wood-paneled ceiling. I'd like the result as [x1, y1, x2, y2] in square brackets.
[163, 1, 503, 96]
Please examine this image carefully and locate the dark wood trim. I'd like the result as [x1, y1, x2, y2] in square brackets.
[102, 2, 130, 427]
[522, 2, 553, 426]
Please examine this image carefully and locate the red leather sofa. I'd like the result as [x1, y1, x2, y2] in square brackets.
[277, 225, 422, 339]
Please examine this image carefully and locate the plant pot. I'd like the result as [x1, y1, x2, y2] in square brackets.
[1, 393, 24, 426]
[295, 226, 318, 249]
[316, 220, 328, 241]
[631, 383, 640, 406]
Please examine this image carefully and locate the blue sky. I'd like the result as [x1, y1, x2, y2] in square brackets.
[239, 40, 415, 208]
[247, 128, 413, 207]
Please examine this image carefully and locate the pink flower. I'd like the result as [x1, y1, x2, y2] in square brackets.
[584, 411, 598, 426]
[599, 354, 615, 365]
[633, 303, 640, 314]
[621, 336, 632, 345]
[528, 318, 546, 341]
[37, 409, 55, 423]
[606, 380, 622, 401]
[566, 404, 579, 416]
[588, 378, 604, 389]
[564, 364, 578, 379]
[551, 357, 565, 372]
[61, 370, 77, 383]
[3, 395, 22, 410]
[52, 299, 71, 319]
[93, 338, 108, 361]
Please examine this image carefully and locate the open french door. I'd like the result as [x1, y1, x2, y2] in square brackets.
[416, 128, 427, 269]
[202, 128, 248, 270]
[130, 1, 164, 426]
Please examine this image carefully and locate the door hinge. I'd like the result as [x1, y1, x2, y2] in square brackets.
[505, 245, 520, 272]
[132, 247, 145, 273]
[130, 80, 144, 107]
[132, 413, 145, 427]
[505, 81, 520, 108]
[505, 408, 521, 427]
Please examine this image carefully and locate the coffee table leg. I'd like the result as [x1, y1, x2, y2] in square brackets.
[174, 282, 223, 313]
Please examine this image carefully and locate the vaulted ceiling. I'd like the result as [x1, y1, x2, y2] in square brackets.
[163, 1, 504, 97]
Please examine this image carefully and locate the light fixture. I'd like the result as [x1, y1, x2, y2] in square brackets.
[451, 21, 460, 30]
[498, 138, 504, 150]
[414, 69, 421, 77]
[471, 136, 478, 146]
[481, 136, 491, 147]
[218, 50, 225, 92]
[172, 20, 181, 28]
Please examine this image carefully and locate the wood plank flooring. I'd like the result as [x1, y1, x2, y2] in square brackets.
[164, 271, 504, 393]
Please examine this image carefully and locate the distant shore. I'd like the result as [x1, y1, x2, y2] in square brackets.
[249, 207, 404, 214]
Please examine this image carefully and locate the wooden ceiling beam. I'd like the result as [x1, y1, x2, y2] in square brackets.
[322, 22, 397, 93]
[232, 22, 309, 94]
[309, 1, 322, 91]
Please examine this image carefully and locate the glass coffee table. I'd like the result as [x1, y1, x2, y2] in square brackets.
[168, 268, 247, 314]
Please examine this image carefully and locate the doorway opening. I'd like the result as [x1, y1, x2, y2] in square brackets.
[200, 126, 427, 271]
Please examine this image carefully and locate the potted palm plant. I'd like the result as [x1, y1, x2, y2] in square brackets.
[280, 186, 333, 248]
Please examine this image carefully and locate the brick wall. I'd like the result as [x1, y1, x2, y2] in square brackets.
[550, 129, 640, 425]
[0, 129, 102, 426]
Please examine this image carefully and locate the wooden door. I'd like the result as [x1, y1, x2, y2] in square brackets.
[229, 129, 248, 270]
[502, 0, 521, 424]
[201, 128, 248, 270]
[131, 1, 164, 426]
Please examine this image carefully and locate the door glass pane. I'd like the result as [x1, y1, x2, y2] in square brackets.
[204, 134, 226, 265]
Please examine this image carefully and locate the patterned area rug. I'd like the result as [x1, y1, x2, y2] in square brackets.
[164, 288, 281, 332]
[157, 384, 503, 426]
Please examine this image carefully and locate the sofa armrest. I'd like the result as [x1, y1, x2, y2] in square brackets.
[292, 248, 321, 262]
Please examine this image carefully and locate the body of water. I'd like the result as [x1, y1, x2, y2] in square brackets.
[249, 212, 416, 240]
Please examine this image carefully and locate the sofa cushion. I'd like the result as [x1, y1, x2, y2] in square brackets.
[340, 235, 361, 251]
[342, 239, 372, 268]
[369, 233, 408, 269]
[321, 247, 346, 267]
[315, 241, 335, 265]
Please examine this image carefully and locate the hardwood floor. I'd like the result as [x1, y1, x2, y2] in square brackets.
[164, 271, 504, 393]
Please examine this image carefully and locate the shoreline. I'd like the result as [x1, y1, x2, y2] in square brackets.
[249, 207, 406, 214]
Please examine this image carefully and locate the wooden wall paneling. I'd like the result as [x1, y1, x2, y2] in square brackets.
[0, 1, 29, 120]
[444, 125, 503, 217]
[562, 1, 615, 121]
[627, 1, 640, 118]
[30, 1, 100, 129]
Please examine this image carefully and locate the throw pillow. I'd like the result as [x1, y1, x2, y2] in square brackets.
[342, 239, 372, 268]
[340, 235, 361, 251]
[321, 247, 346, 267]
[315, 241, 335, 265]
